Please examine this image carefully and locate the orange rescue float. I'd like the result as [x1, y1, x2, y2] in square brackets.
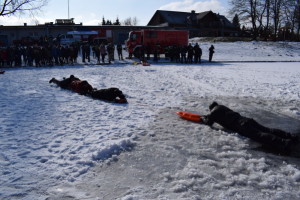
[176, 111, 202, 123]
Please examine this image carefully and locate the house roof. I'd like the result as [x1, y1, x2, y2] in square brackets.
[147, 10, 213, 26]
[155, 10, 192, 25]
[196, 11, 211, 20]
[147, 10, 235, 28]
[218, 15, 235, 28]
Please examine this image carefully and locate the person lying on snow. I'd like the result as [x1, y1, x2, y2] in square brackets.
[49, 75, 92, 95]
[202, 101, 300, 155]
[88, 87, 127, 103]
[49, 75, 127, 103]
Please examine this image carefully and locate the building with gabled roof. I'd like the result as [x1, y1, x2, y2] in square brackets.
[147, 10, 239, 37]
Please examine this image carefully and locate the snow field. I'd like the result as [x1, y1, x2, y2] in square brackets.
[1, 41, 300, 199]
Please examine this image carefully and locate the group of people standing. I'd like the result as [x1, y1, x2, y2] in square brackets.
[0, 42, 124, 68]
[136, 43, 215, 64]
[0, 41, 216, 68]
[87, 43, 123, 64]
[166, 43, 215, 63]
[165, 43, 204, 64]
[0, 44, 80, 67]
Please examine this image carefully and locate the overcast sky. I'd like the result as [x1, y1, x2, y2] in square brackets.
[0, 0, 230, 26]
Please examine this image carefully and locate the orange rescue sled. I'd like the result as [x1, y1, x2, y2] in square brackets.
[176, 111, 202, 123]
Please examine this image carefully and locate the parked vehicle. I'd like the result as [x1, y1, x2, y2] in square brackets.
[58, 34, 81, 46]
[57, 31, 98, 46]
[125, 29, 189, 58]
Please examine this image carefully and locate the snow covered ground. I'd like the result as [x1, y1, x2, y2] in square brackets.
[1, 41, 300, 200]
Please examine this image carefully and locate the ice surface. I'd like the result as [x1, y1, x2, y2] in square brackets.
[1, 41, 300, 199]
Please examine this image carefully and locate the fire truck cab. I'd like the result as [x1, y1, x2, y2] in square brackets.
[126, 29, 189, 58]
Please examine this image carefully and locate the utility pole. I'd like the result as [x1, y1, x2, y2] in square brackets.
[68, 0, 70, 19]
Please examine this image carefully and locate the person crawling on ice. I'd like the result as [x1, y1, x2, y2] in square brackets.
[202, 101, 299, 155]
[49, 75, 127, 103]
[87, 88, 127, 104]
[49, 75, 79, 89]
[49, 75, 93, 95]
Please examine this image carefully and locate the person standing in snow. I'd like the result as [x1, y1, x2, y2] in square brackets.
[93, 44, 101, 64]
[117, 43, 123, 60]
[107, 43, 114, 64]
[100, 43, 106, 63]
[209, 45, 215, 62]
[82, 42, 90, 63]
[202, 102, 299, 154]
[193, 43, 202, 63]
[187, 43, 194, 64]
[180, 45, 187, 64]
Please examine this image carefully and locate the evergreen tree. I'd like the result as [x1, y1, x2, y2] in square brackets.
[113, 17, 121, 25]
[232, 14, 241, 30]
[106, 20, 112, 25]
[102, 17, 106, 25]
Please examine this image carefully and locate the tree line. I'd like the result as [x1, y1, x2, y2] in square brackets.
[101, 16, 139, 26]
[229, 0, 300, 41]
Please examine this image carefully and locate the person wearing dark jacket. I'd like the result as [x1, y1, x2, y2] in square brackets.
[193, 43, 202, 63]
[49, 75, 80, 89]
[202, 102, 299, 154]
[117, 44, 123, 60]
[49, 75, 92, 95]
[187, 43, 194, 64]
[209, 45, 215, 62]
[87, 88, 127, 103]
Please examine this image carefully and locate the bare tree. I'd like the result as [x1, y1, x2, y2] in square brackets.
[122, 16, 139, 26]
[297, 0, 300, 38]
[230, 0, 300, 40]
[123, 17, 132, 26]
[282, 0, 297, 35]
[264, 0, 271, 39]
[229, 0, 262, 39]
[284, 0, 300, 39]
[271, 0, 284, 40]
[132, 17, 138, 26]
[0, 0, 48, 17]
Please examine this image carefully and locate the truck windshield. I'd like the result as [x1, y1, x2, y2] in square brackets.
[130, 33, 137, 41]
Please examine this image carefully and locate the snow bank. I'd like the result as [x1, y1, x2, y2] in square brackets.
[91, 139, 135, 161]
[189, 39, 300, 62]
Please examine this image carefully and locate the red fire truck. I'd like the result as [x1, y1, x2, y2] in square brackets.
[126, 29, 189, 58]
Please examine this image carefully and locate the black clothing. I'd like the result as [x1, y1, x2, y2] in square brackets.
[203, 103, 297, 153]
[50, 76, 127, 104]
[82, 43, 90, 62]
[209, 45, 214, 62]
[193, 44, 202, 63]
[180, 46, 187, 63]
[88, 88, 127, 103]
[117, 44, 123, 60]
[49, 75, 80, 89]
[187, 44, 194, 63]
